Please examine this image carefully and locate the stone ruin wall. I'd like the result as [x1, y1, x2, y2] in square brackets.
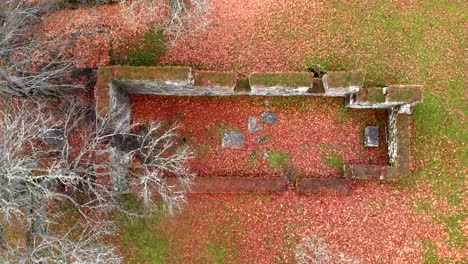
[94, 66, 423, 194]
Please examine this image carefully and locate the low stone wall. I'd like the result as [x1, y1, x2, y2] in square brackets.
[165, 177, 286, 194]
[296, 178, 352, 195]
[94, 65, 423, 194]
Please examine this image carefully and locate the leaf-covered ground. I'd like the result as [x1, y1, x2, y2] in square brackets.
[43, 0, 467, 262]
[130, 95, 388, 179]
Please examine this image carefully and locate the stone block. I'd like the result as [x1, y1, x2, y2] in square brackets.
[357, 87, 386, 103]
[113, 66, 191, 82]
[386, 85, 423, 103]
[249, 72, 314, 88]
[348, 165, 384, 180]
[364, 126, 379, 147]
[296, 178, 352, 195]
[323, 70, 365, 96]
[248, 117, 262, 133]
[349, 69, 366, 87]
[194, 70, 237, 88]
[222, 131, 245, 148]
[165, 177, 286, 194]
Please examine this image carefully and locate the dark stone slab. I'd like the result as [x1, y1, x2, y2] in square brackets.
[296, 178, 352, 195]
[165, 177, 286, 194]
[261, 112, 277, 124]
[364, 126, 379, 147]
[222, 131, 245, 148]
[346, 164, 385, 180]
[43, 128, 65, 145]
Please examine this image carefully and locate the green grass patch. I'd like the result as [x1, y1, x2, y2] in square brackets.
[269, 150, 290, 169]
[203, 243, 232, 264]
[322, 152, 344, 173]
[115, 28, 167, 66]
[117, 194, 170, 264]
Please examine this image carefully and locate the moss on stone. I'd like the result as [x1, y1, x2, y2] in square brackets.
[193, 71, 237, 87]
[349, 69, 366, 87]
[249, 72, 313, 88]
[114, 66, 191, 81]
[326, 70, 366, 89]
[386, 85, 423, 103]
[357, 87, 386, 103]
[325, 71, 350, 89]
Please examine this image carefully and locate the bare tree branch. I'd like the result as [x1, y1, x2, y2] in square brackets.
[0, 96, 194, 262]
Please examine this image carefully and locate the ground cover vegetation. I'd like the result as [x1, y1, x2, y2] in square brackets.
[1, 0, 466, 263]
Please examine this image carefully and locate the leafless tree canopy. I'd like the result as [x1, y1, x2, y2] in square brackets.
[0, 0, 80, 97]
[0, 96, 194, 262]
[295, 234, 360, 264]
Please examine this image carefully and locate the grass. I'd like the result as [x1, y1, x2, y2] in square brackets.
[113, 28, 167, 67]
[322, 152, 344, 173]
[117, 194, 170, 263]
[203, 243, 233, 264]
[268, 150, 290, 169]
[311, 1, 466, 261]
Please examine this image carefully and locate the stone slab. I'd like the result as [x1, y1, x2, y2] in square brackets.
[364, 126, 379, 147]
[296, 178, 352, 195]
[165, 177, 286, 194]
[261, 112, 277, 124]
[249, 72, 314, 88]
[386, 85, 423, 103]
[194, 70, 237, 88]
[222, 131, 245, 148]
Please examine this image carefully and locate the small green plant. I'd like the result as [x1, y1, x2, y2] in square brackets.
[322, 152, 344, 173]
[269, 151, 290, 169]
[124, 28, 167, 66]
[118, 194, 170, 263]
[248, 151, 257, 168]
[204, 243, 231, 264]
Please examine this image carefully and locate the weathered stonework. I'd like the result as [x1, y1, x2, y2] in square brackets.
[322, 70, 366, 96]
[95, 65, 423, 194]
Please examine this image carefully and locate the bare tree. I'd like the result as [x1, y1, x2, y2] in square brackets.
[119, 0, 212, 43]
[0, 96, 194, 263]
[0, 0, 81, 97]
[295, 234, 360, 264]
